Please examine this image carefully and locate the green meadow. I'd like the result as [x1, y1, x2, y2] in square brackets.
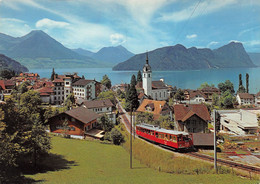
[24, 136, 257, 184]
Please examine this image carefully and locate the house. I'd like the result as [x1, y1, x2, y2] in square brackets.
[53, 77, 65, 104]
[81, 99, 116, 124]
[49, 106, 100, 139]
[236, 93, 255, 106]
[72, 79, 97, 100]
[35, 87, 54, 104]
[136, 99, 172, 120]
[137, 92, 149, 104]
[255, 91, 260, 106]
[0, 79, 15, 100]
[200, 87, 220, 102]
[173, 104, 211, 133]
[183, 90, 206, 104]
[219, 109, 259, 135]
[136, 53, 169, 101]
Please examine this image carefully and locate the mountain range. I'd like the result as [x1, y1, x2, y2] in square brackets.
[113, 42, 256, 71]
[0, 30, 133, 69]
[73, 45, 134, 65]
[0, 54, 28, 73]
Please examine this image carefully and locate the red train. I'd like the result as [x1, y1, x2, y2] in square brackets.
[136, 124, 193, 150]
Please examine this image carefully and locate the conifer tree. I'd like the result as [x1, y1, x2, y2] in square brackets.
[246, 73, 249, 93]
[137, 70, 142, 83]
[130, 74, 137, 86]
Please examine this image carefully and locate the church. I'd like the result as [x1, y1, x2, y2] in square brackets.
[137, 53, 169, 101]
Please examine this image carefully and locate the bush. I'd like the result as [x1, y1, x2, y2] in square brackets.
[110, 128, 124, 145]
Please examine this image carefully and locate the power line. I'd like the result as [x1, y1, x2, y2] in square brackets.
[174, 0, 202, 44]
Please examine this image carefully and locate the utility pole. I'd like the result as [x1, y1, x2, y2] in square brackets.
[130, 106, 133, 169]
[133, 108, 135, 139]
[213, 109, 218, 173]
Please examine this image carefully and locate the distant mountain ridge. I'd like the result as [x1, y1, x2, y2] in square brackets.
[0, 31, 113, 69]
[0, 54, 28, 73]
[73, 45, 134, 64]
[113, 42, 256, 71]
[248, 52, 260, 66]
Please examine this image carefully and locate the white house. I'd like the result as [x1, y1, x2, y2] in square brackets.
[72, 79, 96, 100]
[255, 91, 260, 107]
[141, 53, 169, 101]
[82, 99, 116, 124]
[236, 93, 255, 106]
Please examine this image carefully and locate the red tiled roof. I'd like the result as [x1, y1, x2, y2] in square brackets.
[173, 104, 211, 122]
[53, 78, 64, 83]
[36, 87, 54, 93]
[137, 99, 168, 120]
[189, 90, 207, 99]
[238, 93, 254, 99]
[256, 91, 260, 97]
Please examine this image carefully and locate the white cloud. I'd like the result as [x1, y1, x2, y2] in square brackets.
[207, 41, 219, 48]
[244, 40, 260, 46]
[186, 34, 197, 39]
[158, 0, 237, 22]
[229, 40, 242, 43]
[110, 33, 126, 45]
[36, 18, 69, 29]
[0, 18, 31, 37]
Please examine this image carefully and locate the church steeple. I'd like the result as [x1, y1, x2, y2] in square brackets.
[143, 51, 151, 72]
[143, 51, 152, 97]
[146, 51, 149, 65]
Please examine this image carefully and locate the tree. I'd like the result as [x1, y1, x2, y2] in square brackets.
[198, 82, 215, 90]
[18, 81, 30, 94]
[0, 70, 16, 79]
[64, 93, 75, 110]
[158, 115, 174, 130]
[29, 113, 51, 167]
[237, 74, 246, 93]
[246, 73, 249, 93]
[98, 91, 116, 104]
[130, 74, 137, 86]
[110, 128, 124, 145]
[51, 68, 55, 81]
[20, 90, 42, 115]
[125, 81, 139, 111]
[237, 85, 246, 93]
[174, 88, 184, 103]
[43, 105, 54, 124]
[137, 70, 142, 83]
[218, 80, 235, 94]
[212, 93, 219, 106]
[101, 74, 112, 89]
[219, 90, 235, 108]
[136, 112, 154, 125]
[98, 114, 114, 132]
[239, 74, 242, 86]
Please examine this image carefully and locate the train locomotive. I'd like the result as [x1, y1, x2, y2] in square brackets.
[136, 123, 193, 150]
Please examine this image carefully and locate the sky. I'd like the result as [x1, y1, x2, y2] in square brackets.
[0, 0, 259, 54]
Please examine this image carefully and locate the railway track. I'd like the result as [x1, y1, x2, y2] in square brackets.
[117, 99, 260, 176]
[185, 152, 260, 174]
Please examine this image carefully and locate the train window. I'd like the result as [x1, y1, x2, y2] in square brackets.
[151, 131, 154, 135]
[169, 135, 172, 140]
[155, 132, 158, 138]
[172, 136, 177, 142]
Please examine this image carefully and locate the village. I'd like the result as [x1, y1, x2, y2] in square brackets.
[0, 55, 259, 169]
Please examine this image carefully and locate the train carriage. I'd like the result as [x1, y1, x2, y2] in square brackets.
[136, 123, 193, 149]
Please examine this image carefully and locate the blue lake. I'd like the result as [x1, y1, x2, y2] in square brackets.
[30, 67, 260, 94]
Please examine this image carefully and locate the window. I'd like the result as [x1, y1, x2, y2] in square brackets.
[148, 74, 150, 77]
[66, 82, 69, 85]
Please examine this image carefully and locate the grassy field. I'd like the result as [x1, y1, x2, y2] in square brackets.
[24, 136, 257, 184]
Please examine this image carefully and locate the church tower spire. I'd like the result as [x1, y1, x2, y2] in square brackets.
[143, 51, 152, 97]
